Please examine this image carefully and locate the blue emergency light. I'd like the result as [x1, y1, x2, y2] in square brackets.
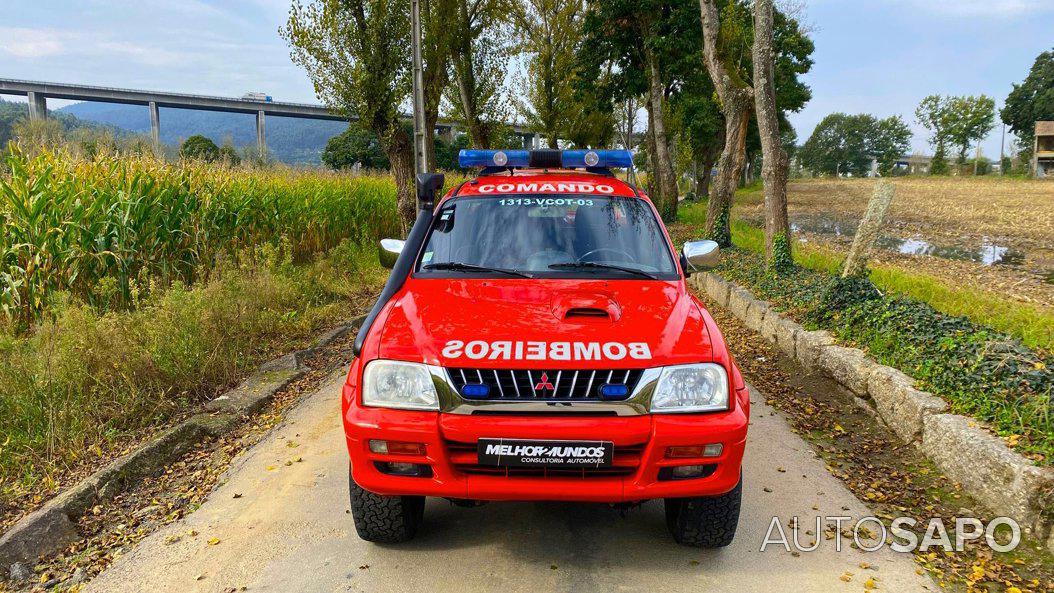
[458, 149, 634, 170]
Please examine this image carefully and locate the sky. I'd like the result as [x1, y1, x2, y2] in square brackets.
[1, 0, 1052, 159]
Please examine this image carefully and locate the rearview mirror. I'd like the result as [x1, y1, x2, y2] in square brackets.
[378, 238, 405, 269]
[682, 240, 720, 274]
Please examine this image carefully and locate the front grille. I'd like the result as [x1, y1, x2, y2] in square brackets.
[447, 368, 644, 401]
[445, 440, 644, 478]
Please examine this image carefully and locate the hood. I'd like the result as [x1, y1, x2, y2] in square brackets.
[377, 278, 712, 368]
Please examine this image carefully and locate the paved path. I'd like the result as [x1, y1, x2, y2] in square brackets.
[87, 367, 934, 593]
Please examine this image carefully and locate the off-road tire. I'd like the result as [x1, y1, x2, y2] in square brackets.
[664, 476, 742, 548]
[348, 471, 425, 543]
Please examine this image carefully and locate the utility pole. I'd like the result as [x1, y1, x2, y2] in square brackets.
[410, 0, 428, 176]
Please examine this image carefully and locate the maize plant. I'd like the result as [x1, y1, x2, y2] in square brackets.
[0, 147, 400, 332]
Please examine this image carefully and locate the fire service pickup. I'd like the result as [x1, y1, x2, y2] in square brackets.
[343, 149, 749, 547]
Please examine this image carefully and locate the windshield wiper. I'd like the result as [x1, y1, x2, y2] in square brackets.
[548, 261, 659, 280]
[423, 262, 532, 278]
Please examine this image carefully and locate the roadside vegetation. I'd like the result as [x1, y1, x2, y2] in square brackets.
[676, 200, 1054, 463]
[0, 146, 399, 508]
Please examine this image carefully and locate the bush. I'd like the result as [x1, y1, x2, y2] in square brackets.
[180, 135, 220, 162]
[0, 241, 385, 504]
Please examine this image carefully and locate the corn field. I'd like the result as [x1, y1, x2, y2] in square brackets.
[0, 148, 400, 331]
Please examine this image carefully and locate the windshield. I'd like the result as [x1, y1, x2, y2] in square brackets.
[415, 195, 678, 279]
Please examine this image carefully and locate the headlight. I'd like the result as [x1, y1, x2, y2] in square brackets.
[362, 360, 440, 410]
[650, 363, 729, 413]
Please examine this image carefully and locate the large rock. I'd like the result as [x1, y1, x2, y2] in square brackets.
[796, 330, 835, 372]
[816, 345, 875, 396]
[726, 287, 755, 321]
[703, 273, 731, 308]
[867, 366, 948, 443]
[773, 318, 802, 360]
[0, 508, 78, 571]
[922, 414, 1054, 545]
[744, 299, 771, 333]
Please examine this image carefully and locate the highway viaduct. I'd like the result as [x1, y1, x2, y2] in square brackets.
[0, 78, 542, 155]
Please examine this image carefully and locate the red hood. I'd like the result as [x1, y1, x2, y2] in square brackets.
[376, 278, 712, 368]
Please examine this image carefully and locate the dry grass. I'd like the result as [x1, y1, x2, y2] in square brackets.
[775, 177, 1054, 252]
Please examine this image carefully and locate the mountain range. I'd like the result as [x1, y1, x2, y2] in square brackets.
[56, 101, 350, 164]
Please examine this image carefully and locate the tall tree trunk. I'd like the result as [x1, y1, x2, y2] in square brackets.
[698, 0, 753, 247]
[705, 97, 751, 246]
[645, 48, 678, 222]
[752, 0, 791, 270]
[380, 127, 417, 234]
[644, 105, 658, 197]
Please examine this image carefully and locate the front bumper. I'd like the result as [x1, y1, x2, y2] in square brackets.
[343, 381, 748, 503]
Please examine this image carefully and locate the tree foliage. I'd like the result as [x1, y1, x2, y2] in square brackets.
[799, 113, 910, 176]
[1001, 47, 1054, 155]
[445, 0, 513, 148]
[511, 0, 585, 148]
[322, 124, 391, 170]
[180, 135, 220, 162]
[916, 94, 996, 171]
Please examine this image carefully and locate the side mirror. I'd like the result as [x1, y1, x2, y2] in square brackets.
[378, 238, 405, 269]
[682, 240, 720, 274]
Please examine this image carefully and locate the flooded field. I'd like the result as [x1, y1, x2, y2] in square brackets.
[736, 177, 1054, 306]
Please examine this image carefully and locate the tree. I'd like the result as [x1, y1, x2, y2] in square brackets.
[752, 0, 791, 270]
[697, 0, 813, 246]
[445, 0, 512, 148]
[511, 0, 583, 149]
[916, 94, 995, 173]
[180, 135, 220, 162]
[799, 113, 910, 177]
[282, 0, 416, 231]
[870, 115, 912, 176]
[945, 95, 995, 165]
[577, 0, 703, 221]
[915, 95, 951, 175]
[1002, 48, 1054, 159]
[419, 0, 460, 172]
[219, 139, 241, 166]
[322, 124, 391, 170]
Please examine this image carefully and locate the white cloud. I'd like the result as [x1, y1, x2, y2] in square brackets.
[0, 27, 65, 58]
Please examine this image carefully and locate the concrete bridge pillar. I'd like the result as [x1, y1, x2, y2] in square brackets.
[148, 102, 160, 151]
[27, 92, 47, 121]
[256, 110, 266, 154]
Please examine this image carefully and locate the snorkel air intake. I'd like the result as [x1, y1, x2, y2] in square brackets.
[353, 173, 445, 357]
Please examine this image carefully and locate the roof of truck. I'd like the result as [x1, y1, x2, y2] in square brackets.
[449, 169, 644, 200]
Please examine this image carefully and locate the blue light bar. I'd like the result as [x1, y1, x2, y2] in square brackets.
[459, 149, 529, 168]
[457, 149, 634, 169]
[561, 150, 634, 169]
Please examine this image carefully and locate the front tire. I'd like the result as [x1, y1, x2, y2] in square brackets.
[348, 469, 425, 543]
[664, 476, 742, 548]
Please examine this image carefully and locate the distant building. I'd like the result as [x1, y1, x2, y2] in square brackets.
[1034, 121, 1054, 178]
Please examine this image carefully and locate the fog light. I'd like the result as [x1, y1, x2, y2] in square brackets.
[369, 440, 426, 455]
[461, 383, 490, 399]
[671, 465, 709, 478]
[600, 384, 629, 400]
[374, 461, 433, 477]
[658, 464, 718, 481]
[666, 443, 723, 459]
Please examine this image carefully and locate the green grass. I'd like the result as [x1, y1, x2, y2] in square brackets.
[0, 147, 402, 508]
[677, 200, 1053, 462]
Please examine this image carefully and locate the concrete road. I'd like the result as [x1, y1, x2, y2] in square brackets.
[87, 367, 934, 593]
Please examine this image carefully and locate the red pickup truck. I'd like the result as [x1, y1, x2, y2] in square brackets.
[342, 149, 748, 547]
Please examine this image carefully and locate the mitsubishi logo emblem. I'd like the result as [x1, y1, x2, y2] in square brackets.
[534, 372, 555, 392]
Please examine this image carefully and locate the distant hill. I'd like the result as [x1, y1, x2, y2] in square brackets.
[0, 98, 104, 147]
[58, 102, 350, 164]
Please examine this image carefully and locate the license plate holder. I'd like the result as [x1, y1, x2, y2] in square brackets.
[477, 438, 614, 468]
